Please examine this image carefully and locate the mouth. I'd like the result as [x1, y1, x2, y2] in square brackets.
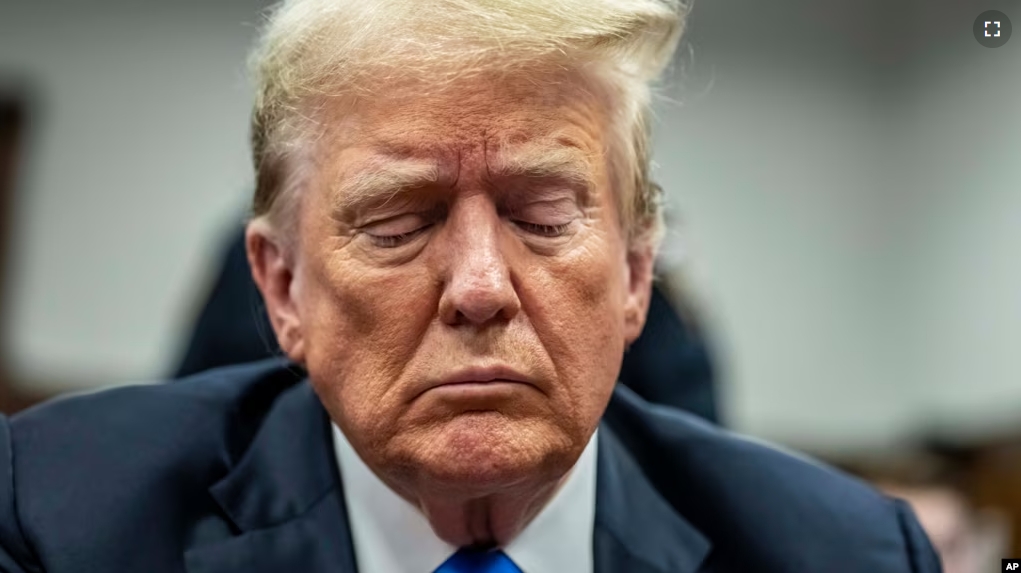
[417, 365, 538, 398]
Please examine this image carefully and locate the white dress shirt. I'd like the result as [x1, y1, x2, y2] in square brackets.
[333, 424, 598, 573]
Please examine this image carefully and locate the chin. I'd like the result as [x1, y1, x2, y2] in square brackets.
[408, 412, 576, 494]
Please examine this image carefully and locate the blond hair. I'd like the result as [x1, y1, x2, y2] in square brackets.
[249, 0, 687, 248]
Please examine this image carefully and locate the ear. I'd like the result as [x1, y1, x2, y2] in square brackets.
[623, 244, 655, 345]
[246, 219, 306, 363]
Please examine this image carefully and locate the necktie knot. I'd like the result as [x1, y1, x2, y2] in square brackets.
[433, 547, 523, 573]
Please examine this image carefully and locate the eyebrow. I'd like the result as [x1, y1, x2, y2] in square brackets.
[332, 140, 597, 216]
[488, 140, 597, 191]
[332, 159, 441, 215]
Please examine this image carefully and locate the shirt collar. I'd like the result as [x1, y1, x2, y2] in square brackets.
[333, 424, 598, 573]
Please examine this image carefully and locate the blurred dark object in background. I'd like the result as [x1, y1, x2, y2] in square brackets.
[174, 230, 276, 378]
[0, 90, 46, 414]
[618, 282, 719, 423]
[842, 445, 1014, 572]
[0, 97, 20, 317]
[174, 228, 721, 424]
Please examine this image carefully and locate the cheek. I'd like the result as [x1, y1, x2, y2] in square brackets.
[299, 253, 438, 425]
[523, 236, 628, 418]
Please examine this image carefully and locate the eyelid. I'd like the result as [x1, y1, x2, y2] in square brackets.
[509, 197, 581, 222]
[515, 221, 573, 238]
[360, 210, 441, 249]
[368, 225, 432, 248]
[362, 212, 429, 235]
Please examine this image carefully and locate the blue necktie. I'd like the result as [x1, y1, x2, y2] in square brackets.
[433, 547, 524, 573]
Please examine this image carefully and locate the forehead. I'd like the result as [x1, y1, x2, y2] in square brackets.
[322, 71, 612, 162]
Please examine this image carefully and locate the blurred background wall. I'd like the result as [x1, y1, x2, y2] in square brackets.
[658, 0, 1021, 455]
[0, 0, 261, 391]
[0, 0, 1019, 455]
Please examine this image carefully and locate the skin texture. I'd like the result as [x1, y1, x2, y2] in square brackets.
[247, 70, 655, 547]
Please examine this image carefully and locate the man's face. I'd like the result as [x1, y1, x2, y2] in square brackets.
[251, 72, 653, 496]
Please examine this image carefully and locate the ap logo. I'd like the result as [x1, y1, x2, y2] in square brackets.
[1005, 559, 1021, 571]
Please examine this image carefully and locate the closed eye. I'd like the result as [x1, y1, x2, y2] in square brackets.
[367, 224, 433, 248]
[361, 211, 437, 248]
[514, 221, 572, 237]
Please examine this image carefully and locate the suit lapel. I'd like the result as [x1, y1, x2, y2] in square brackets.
[184, 382, 358, 573]
[593, 423, 712, 573]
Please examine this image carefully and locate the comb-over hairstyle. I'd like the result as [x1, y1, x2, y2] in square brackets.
[249, 0, 687, 248]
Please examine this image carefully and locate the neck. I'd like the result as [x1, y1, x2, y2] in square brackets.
[401, 474, 569, 547]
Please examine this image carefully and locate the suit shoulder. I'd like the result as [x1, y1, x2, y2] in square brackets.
[11, 358, 302, 440]
[6, 359, 304, 518]
[604, 386, 930, 569]
[0, 360, 306, 569]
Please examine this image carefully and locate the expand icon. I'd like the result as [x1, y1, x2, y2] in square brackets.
[975, 10, 1012, 47]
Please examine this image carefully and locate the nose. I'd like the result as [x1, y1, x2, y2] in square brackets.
[437, 198, 522, 327]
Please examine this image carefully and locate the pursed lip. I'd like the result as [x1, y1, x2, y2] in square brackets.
[417, 365, 537, 398]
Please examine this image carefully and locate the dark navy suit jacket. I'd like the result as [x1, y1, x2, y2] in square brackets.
[0, 360, 939, 572]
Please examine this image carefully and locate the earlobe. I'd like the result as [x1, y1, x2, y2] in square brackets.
[245, 220, 305, 363]
[623, 246, 655, 344]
